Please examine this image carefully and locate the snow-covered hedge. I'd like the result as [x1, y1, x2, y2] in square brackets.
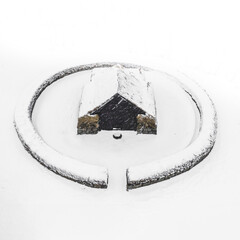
[127, 70, 217, 190]
[14, 63, 217, 190]
[14, 64, 123, 188]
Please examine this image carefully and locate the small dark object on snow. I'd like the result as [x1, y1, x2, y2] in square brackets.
[113, 133, 122, 139]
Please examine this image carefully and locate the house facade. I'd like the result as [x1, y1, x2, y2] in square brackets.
[77, 65, 157, 135]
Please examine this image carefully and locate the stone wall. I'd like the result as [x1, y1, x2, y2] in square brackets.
[136, 114, 157, 134]
[77, 114, 99, 134]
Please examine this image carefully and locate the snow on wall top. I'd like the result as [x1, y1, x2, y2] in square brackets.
[79, 65, 156, 117]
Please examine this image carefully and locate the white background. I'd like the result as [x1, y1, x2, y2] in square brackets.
[0, 0, 240, 239]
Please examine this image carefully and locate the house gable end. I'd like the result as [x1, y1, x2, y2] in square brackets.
[89, 93, 145, 116]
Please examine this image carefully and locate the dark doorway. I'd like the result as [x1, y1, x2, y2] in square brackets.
[91, 94, 145, 131]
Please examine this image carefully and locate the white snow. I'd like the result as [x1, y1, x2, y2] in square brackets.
[14, 66, 110, 189]
[127, 69, 217, 188]
[79, 67, 119, 117]
[1, 1, 240, 239]
[14, 63, 217, 191]
[2, 59, 237, 240]
[31, 65, 198, 190]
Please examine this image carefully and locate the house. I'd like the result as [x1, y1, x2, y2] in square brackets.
[77, 64, 157, 135]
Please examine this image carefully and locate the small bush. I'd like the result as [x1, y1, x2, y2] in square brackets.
[78, 114, 99, 134]
[137, 114, 157, 134]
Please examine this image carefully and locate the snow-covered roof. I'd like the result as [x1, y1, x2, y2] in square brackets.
[79, 65, 156, 117]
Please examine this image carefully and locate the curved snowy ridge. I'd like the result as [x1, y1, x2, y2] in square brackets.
[14, 62, 217, 190]
[126, 73, 218, 190]
[14, 63, 143, 189]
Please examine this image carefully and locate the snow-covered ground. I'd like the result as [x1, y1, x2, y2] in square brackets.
[31, 67, 198, 189]
[2, 62, 239, 239]
[1, 0, 240, 239]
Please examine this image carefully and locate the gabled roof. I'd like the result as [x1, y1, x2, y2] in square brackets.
[90, 93, 146, 115]
[78, 64, 156, 118]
